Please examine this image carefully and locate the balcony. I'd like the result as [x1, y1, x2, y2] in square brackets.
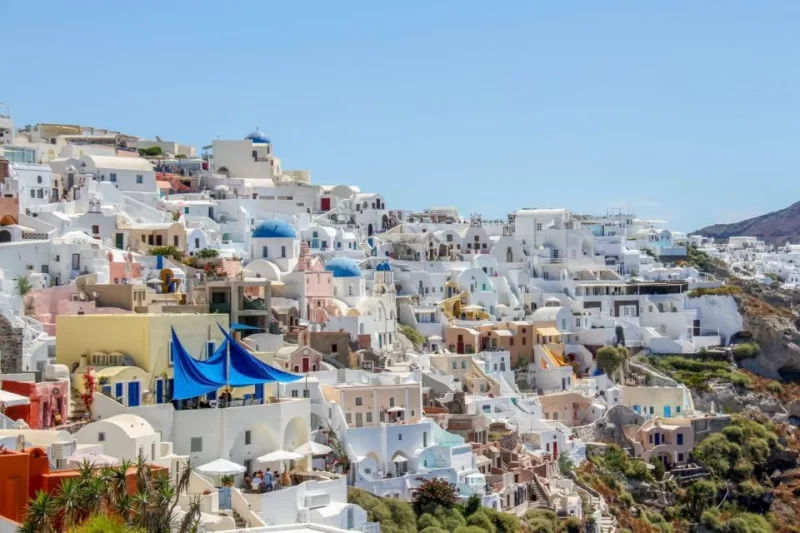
[210, 302, 232, 314]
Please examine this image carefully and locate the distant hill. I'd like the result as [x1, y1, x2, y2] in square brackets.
[693, 201, 800, 246]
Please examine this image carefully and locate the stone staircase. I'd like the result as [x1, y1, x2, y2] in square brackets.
[529, 478, 549, 508]
[69, 386, 86, 422]
[232, 510, 247, 529]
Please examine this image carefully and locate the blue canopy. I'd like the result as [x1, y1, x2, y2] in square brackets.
[171, 328, 227, 401]
[230, 323, 261, 331]
[219, 325, 302, 385]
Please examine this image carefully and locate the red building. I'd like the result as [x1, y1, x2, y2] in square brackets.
[1, 378, 70, 429]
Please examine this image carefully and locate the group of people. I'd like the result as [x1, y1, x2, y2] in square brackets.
[243, 468, 292, 493]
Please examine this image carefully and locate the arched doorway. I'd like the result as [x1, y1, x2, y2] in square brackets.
[0, 230, 10, 243]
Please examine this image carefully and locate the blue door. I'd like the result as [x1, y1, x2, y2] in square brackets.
[663, 406, 671, 418]
[128, 381, 140, 407]
[102, 385, 112, 397]
[168, 378, 174, 401]
[219, 487, 232, 509]
[156, 379, 164, 404]
[654, 433, 661, 446]
[115, 382, 124, 401]
[254, 384, 264, 402]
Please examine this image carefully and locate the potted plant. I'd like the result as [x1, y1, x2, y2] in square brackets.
[221, 475, 234, 487]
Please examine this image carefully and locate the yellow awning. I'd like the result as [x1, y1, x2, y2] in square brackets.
[536, 327, 562, 337]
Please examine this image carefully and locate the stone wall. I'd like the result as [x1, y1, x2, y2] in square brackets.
[0, 315, 23, 374]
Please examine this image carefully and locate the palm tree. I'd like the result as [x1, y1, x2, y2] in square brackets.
[22, 491, 57, 533]
[19, 461, 198, 533]
[54, 478, 84, 530]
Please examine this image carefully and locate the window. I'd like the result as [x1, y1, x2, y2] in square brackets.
[366, 412, 373, 423]
[195, 238, 200, 248]
[30, 189, 35, 198]
[110, 173, 117, 182]
[174, 235, 179, 247]
[71, 253, 81, 271]
[346, 413, 352, 424]
[380, 411, 386, 422]
[678, 453, 684, 462]
[281, 245, 286, 258]
[136, 174, 143, 184]
[461, 360, 466, 369]
[355, 396, 363, 406]
[291, 389, 298, 398]
[262, 246, 268, 257]
[649, 434, 653, 443]
[389, 397, 396, 407]
[510, 338, 514, 346]
[398, 434, 402, 441]
[452, 361, 457, 369]
[536, 223, 542, 231]
[331, 343, 338, 353]
[98, 432, 106, 442]
[522, 337, 526, 346]
[190, 437, 203, 452]
[303, 389, 310, 398]
[677, 433, 684, 445]
[91, 225, 99, 235]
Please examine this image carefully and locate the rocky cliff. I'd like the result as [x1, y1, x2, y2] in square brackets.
[694, 200, 800, 245]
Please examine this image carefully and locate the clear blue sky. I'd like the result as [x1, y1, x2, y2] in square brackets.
[4, 1, 799, 231]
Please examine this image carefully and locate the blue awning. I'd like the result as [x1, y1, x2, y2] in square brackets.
[219, 325, 301, 385]
[230, 323, 261, 331]
[171, 328, 227, 401]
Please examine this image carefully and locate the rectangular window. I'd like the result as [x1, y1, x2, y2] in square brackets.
[190, 437, 203, 452]
[136, 174, 143, 184]
[398, 434, 402, 441]
[366, 412, 373, 423]
[389, 397, 396, 407]
[291, 389, 298, 398]
[536, 223, 542, 231]
[30, 189, 36, 198]
[262, 246, 268, 257]
[677, 434, 684, 445]
[331, 343, 338, 353]
[346, 413, 352, 424]
[98, 432, 106, 442]
[380, 411, 385, 422]
[92, 225, 99, 235]
[355, 397, 363, 406]
[461, 360, 466, 369]
[678, 453, 684, 462]
[71, 253, 81, 271]
[452, 361, 457, 369]
[281, 245, 286, 258]
[303, 389, 310, 398]
[110, 173, 117, 182]
[245, 430, 251, 445]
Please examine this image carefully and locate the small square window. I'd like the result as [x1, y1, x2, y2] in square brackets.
[98, 432, 106, 442]
[355, 397, 363, 406]
[190, 437, 203, 453]
[291, 389, 298, 398]
[136, 174, 143, 184]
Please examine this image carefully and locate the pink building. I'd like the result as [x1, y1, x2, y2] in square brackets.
[28, 285, 132, 335]
[107, 250, 143, 283]
[282, 242, 336, 321]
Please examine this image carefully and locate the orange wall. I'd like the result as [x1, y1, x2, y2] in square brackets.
[0, 450, 31, 523]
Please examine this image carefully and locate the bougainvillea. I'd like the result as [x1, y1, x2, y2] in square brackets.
[80, 367, 97, 416]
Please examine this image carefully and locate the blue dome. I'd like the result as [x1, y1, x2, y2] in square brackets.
[325, 257, 362, 278]
[376, 261, 392, 272]
[252, 220, 296, 239]
[246, 130, 271, 144]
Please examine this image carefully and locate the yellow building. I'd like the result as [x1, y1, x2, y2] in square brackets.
[56, 313, 229, 404]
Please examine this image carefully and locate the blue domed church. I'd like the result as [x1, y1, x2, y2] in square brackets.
[250, 219, 300, 272]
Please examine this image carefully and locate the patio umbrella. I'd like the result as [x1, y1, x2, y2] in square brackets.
[387, 406, 405, 413]
[0, 389, 30, 407]
[293, 441, 333, 456]
[256, 450, 304, 463]
[195, 458, 246, 477]
[67, 452, 120, 467]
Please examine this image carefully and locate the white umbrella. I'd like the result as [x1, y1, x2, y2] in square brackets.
[387, 406, 405, 413]
[68, 452, 120, 467]
[0, 389, 30, 407]
[195, 458, 246, 476]
[256, 450, 304, 463]
[293, 441, 332, 456]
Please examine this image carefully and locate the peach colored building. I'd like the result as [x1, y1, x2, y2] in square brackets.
[443, 326, 480, 354]
[430, 354, 500, 396]
[538, 392, 605, 427]
[322, 382, 422, 428]
[628, 417, 695, 466]
[444, 322, 535, 366]
[126, 222, 187, 253]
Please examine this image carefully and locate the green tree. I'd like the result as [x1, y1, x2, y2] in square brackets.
[399, 324, 425, 350]
[412, 478, 460, 515]
[465, 512, 495, 533]
[17, 275, 32, 296]
[596, 346, 624, 376]
[558, 454, 575, 475]
[685, 480, 717, 521]
[196, 248, 219, 259]
[561, 517, 582, 533]
[149, 245, 183, 261]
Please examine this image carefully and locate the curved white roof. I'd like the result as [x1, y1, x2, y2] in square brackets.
[102, 414, 155, 438]
[530, 306, 563, 322]
[83, 155, 154, 172]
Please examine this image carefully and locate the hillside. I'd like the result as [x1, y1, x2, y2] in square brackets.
[694, 201, 800, 245]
